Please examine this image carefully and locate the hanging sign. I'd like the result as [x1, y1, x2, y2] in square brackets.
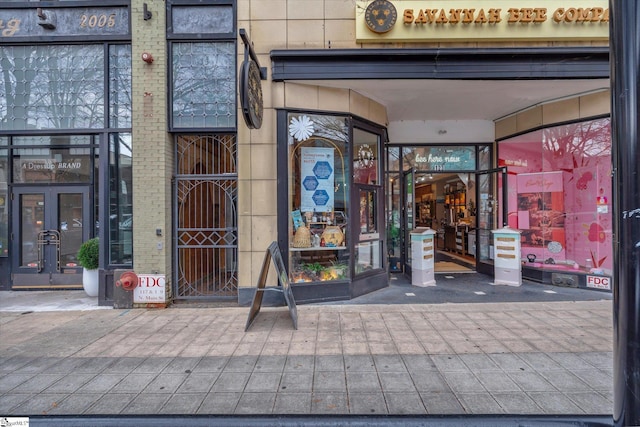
[300, 147, 334, 213]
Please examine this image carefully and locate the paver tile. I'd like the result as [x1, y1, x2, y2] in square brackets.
[348, 392, 387, 414]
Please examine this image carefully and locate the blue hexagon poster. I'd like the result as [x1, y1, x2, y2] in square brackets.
[301, 147, 334, 213]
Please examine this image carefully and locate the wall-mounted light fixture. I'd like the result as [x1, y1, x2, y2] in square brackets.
[36, 7, 57, 30]
[143, 3, 153, 20]
[141, 52, 154, 64]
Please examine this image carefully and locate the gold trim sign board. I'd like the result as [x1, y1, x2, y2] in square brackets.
[356, 0, 609, 42]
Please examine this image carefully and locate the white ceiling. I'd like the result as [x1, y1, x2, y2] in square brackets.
[294, 79, 610, 122]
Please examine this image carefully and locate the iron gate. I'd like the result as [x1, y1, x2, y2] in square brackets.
[174, 134, 238, 299]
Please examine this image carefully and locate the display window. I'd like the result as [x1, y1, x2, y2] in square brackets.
[498, 117, 613, 280]
[287, 113, 350, 283]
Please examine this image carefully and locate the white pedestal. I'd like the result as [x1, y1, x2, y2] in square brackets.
[410, 227, 436, 287]
[491, 227, 522, 286]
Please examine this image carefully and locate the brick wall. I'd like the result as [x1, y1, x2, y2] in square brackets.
[131, 0, 173, 301]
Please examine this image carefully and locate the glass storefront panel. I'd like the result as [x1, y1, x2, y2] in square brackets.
[499, 117, 613, 277]
[109, 133, 133, 265]
[171, 42, 236, 129]
[108, 45, 132, 129]
[0, 45, 105, 130]
[288, 113, 350, 283]
[58, 193, 84, 267]
[354, 128, 379, 185]
[0, 140, 7, 257]
[19, 193, 43, 268]
[12, 141, 94, 184]
[385, 147, 401, 272]
[171, 5, 234, 34]
[356, 185, 383, 274]
[356, 240, 381, 273]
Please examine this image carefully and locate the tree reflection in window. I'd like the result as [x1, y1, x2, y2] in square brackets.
[172, 42, 236, 129]
[0, 45, 105, 130]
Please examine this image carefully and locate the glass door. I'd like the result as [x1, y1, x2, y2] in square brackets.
[12, 187, 91, 288]
[402, 168, 415, 274]
[475, 167, 507, 275]
[354, 185, 384, 276]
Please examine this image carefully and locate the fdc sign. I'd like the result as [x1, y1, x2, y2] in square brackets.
[133, 274, 166, 303]
[586, 275, 611, 290]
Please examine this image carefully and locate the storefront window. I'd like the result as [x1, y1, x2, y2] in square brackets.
[288, 113, 350, 283]
[108, 44, 132, 129]
[356, 187, 382, 273]
[499, 118, 613, 279]
[11, 135, 95, 184]
[0, 45, 105, 130]
[109, 133, 133, 265]
[385, 147, 401, 272]
[171, 42, 235, 129]
[0, 138, 7, 257]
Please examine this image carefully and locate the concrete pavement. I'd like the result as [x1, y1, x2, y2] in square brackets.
[0, 288, 614, 421]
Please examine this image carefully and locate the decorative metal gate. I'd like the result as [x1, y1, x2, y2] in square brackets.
[174, 134, 238, 299]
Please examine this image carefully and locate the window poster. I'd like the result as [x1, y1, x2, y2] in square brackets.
[300, 147, 334, 213]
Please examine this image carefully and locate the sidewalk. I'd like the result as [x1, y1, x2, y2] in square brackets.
[0, 291, 614, 419]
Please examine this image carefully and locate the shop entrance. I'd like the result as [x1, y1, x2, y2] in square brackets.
[11, 186, 91, 289]
[401, 170, 478, 274]
[395, 167, 509, 276]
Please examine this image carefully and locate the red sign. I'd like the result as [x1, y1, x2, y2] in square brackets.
[586, 275, 611, 290]
[133, 274, 166, 303]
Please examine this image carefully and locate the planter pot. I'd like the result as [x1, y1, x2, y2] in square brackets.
[82, 268, 99, 297]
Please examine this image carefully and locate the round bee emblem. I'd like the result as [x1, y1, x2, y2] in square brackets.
[364, 0, 397, 34]
[240, 60, 263, 129]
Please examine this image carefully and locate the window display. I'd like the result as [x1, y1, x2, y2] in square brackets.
[287, 113, 350, 283]
[499, 117, 612, 283]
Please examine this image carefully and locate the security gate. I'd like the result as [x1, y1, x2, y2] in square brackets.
[174, 135, 238, 299]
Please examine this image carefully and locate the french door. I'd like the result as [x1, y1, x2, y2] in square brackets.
[402, 168, 415, 274]
[12, 186, 91, 288]
[475, 167, 508, 275]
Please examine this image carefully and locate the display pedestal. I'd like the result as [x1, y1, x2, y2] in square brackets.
[410, 227, 436, 287]
[492, 227, 522, 286]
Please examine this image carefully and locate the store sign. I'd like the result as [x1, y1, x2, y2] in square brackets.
[19, 160, 83, 171]
[409, 146, 476, 171]
[586, 275, 611, 290]
[0, 6, 129, 39]
[356, 0, 609, 42]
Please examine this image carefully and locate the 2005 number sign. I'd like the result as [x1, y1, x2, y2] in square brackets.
[80, 14, 116, 28]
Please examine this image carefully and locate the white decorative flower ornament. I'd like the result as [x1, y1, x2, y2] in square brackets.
[289, 115, 315, 141]
[357, 144, 375, 168]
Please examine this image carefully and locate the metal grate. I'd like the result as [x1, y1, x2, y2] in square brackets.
[174, 134, 237, 298]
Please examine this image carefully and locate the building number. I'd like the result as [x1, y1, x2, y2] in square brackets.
[80, 14, 116, 28]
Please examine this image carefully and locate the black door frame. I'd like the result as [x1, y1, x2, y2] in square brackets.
[401, 168, 415, 275]
[11, 185, 91, 289]
[474, 167, 508, 276]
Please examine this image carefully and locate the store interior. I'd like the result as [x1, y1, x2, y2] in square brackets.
[413, 172, 477, 272]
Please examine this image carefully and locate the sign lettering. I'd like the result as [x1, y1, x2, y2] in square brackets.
[0, 7, 128, 39]
[356, 1, 609, 42]
[586, 275, 611, 290]
[21, 161, 83, 171]
[133, 274, 167, 303]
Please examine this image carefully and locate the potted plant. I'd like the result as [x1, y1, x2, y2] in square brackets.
[77, 237, 99, 297]
[327, 260, 348, 280]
